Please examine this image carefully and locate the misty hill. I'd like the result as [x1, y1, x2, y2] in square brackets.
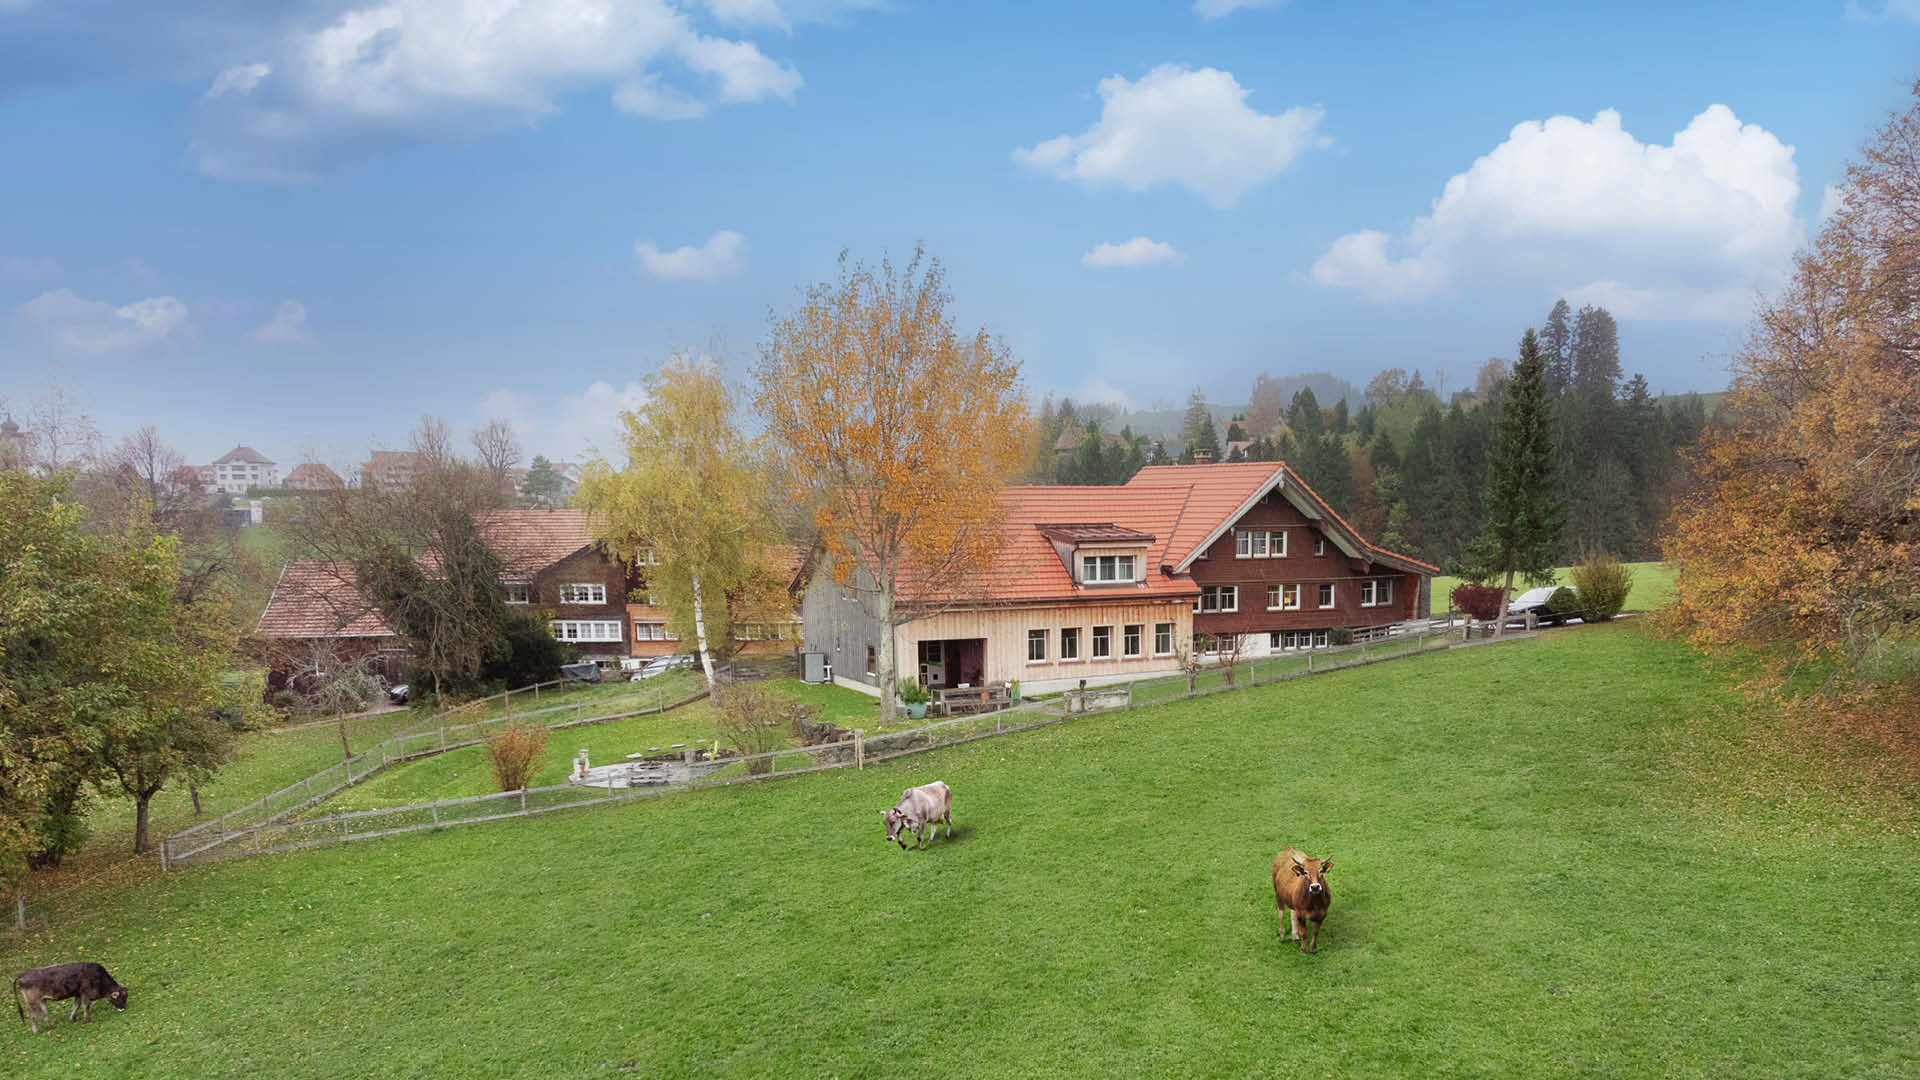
[1105, 372, 1365, 443]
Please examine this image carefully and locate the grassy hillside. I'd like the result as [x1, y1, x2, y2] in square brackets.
[1432, 560, 1675, 614]
[5, 626, 1917, 1077]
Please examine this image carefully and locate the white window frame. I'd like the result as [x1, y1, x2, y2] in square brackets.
[1195, 585, 1239, 614]
[1122, 624, 1143, 658]
[560, 582, 606, 605]
[550, 619, 622, 643]
[1315, 629, 1330, 648]
[632, 620, 672, 641]
[1027, 629, 1048, 663]
[1314, 536, 1326, 556]
[1091, 625, 1113, 659]
[1082, 554, 1136, 584]
[1060, 627, 1080, 661]
[1154, 622, 1173, 656]
[1271, 530, 1288, 558]
[1267, 583, 1301, 611]
[1361, 579, 1394, 607]
[503, 581, 531, 605]
[1318, 583, 1335, 608]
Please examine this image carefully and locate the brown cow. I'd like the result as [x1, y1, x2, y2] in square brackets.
[14, 962, 129, 1035]
[1271, 848, 1333, 954]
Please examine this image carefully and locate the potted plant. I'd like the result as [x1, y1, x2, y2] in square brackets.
[897, 677, 930, 720]
[1009, 679, 1020, 703]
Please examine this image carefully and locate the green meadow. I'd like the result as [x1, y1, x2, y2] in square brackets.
[1431, 560, 1677, 614]
[5, 625, 1916, 1078]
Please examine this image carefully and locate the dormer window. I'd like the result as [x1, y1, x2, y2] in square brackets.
[503, 582, 531, 605]
[1082, 554, 1135, 584]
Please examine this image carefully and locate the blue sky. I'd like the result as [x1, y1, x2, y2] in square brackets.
[3, 0, 1917, 472]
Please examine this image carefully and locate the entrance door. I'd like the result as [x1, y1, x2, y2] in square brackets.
[917, 640, 946, 688]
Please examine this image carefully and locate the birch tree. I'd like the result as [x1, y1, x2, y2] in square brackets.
[578, 358, 774, 692]
[755, 248, 1032, 725]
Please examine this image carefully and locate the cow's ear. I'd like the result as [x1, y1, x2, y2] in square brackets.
[1320, 859, 1332, 874]
[1292, 863, 1307, 876]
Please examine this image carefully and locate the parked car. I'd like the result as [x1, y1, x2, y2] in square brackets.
[1507, 585, 1580, 626]
[387, 682, 409, 705]
[560, 661, 603, 685]
[628, 654, 696, 681]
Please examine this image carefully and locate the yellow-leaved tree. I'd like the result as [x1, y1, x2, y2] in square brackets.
[578, 357, 781, 692]
[1662, 83, 1920, 741]
[756, 248, 1032, 726]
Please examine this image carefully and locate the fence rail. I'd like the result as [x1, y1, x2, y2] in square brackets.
[164, 624, 1507, 869]
[162, 680, 708, 868]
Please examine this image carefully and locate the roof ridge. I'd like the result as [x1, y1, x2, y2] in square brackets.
[1159, 482, 1195, 567]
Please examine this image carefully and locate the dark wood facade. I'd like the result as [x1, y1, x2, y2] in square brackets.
[513, 547, 630, 659]
[1186, 488, 1427, 641]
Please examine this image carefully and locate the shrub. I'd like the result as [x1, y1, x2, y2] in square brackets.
[714, 684, 786, 775]
[485, 721, 549, 792]
[896, 677, 930, 705]
[271, 689, 299, 712]
[1329, 627, 1355, 646]
[1450, 583, 1505, 621]
[1569, 550, 1634, 622]
[1546, 586, 1581, 617]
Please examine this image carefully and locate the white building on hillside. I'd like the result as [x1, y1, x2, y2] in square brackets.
[206, 445, 278, 494]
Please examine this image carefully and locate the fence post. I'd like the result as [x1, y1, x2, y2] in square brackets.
[659, 686, 664, 714]
[338, 718, 352, 762]
[520, 788, 528, 813]
[1307, 652, 1314, 674]
[854, 729, 865, 770]
[431, 800, 439, 826]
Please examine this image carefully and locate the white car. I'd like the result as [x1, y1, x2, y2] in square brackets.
[628, 654, 696, 681]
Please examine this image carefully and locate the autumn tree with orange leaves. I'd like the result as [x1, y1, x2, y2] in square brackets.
[756, 248, 1032, 726]
[1663, 83, 1920, 736]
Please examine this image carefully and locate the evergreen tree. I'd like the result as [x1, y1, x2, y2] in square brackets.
[1571, 305, 1621, 399]
[519, 455, 566, 508]
[1332, 398, 1349, 435]
[1180, 387, 1220, 460]
[1470, 329, 1565, 622]
[1225, 421, 1246, 443]
[1369, 430, 1400, 473]
[1540, 299, 1574, 396]
[1288, 388, 1323, 441]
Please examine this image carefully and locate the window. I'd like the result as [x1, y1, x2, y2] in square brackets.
[1314, 629, 1330, 648]
[1060, 627, 1080, 661]
[1027, 629, 1048, 662]
[1123, 624, 1142, 657]
[1270, 630, 1287, 650]
[1196, 585, 1238, 613]
[1235, 530, 1287, 558]
[638, 548, 660, 566]
[1092, 625, 1112, 659]
[1266, 583, 1301, 611]
[559, 582, 606, 604]
[1082, 554, 1135, 584]
[1315, 535, 1326, 556]
[1154, 623, 1173, 655]
[549, 620, 622, 642]
[503, 582, 531, 605]
[1361, 579, 1394, 607]
[1318, 583, 1335, 608]
[1272, 530, 1288, 557]
[866, 645, 877, 675]
[633, 621, 671, 641]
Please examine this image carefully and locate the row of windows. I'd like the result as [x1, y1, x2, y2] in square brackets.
[631, 620, 796, 642]
[1028, 622, 1174, 662]
[1229, 529, 1328, 559]
[1195, 579, 1395, 614]
[1270, 629, 1331, 650]
[504, 582, 608, 605]
[551, 620, 623, 642]
[1081, 554, 1135, 584]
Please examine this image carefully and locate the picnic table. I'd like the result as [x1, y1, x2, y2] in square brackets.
[933, 683, 1011, 716]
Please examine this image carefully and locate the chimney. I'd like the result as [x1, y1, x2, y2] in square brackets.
[1193, 449, 1214, 465]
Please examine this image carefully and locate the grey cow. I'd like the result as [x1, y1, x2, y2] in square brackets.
[881, 780, 952, 850]
[14, 962, 129, 1035]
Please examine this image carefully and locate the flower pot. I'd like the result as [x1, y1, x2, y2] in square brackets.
[905, 702, 928, 720]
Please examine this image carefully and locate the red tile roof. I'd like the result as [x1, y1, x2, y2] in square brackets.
[472, 509, 599, 576]
[256, 561, 393, 639]
[1035, 523, 1156, 544]
[213, 444, 274, 465]
[284, 462, 344, 489]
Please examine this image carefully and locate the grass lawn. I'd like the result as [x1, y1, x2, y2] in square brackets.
[330, 677, 878, 811]
[5, 626, 1917, 1077]
[1432, 560, 1676, 615]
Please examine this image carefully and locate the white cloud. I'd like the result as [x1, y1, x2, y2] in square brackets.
[699, 0, 788, 30]
[1081, 236, 1185, 269]
[635, 229, 745, 279]
[0, 255, 58, 279]
[1194, 0, 1279, 19]
[1845, 0, 1920, 23]
[480, 379, 652, 463]
[1311, 105, 1802, 321]
[1015, 65, 1326, 209]
[250, 299, 315, 345]
[16, 289, 192, 355]
[186, 0, 815, 181]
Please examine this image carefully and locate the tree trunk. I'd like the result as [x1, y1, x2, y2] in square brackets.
[690, 571, 719, 693]
[1498, 567, 1516, 638]
[876, 585, 898, 727]
[133, 790, 155, 855]
[190, 783, 202, 815]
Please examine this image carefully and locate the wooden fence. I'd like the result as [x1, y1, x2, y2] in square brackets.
[160, 681, 708, 869]
[163, 624, 1497, 869]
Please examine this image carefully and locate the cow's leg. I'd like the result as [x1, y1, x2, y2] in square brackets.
[1287, 908, 1298, 940]
[1307, 918, 1321, 955]
[25, 991, 46, 1034]
[83, 994, 94, 1021]
[943, 810, 952, 839]
[70, 996, 81, 1021]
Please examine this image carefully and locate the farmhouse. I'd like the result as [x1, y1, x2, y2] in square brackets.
[256, 560, 405, 693]
[476, 509, 632, 663]
[801, 461, 1436, 695]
